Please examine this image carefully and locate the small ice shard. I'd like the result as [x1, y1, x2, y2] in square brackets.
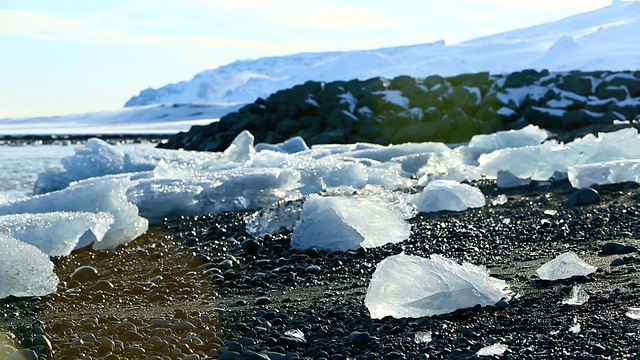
[625, 307, 640, 320]
[414, 331, 432, 344]
[476, 343, 508, 356]
[492, 194, 508, 206]
[0, 234, 59, 299]
[0, 212, 114, 256]
[569, 316, 581, 333]
[245, 200, 304, 237]
[406, 180, 485, 213]
[365, 254, 511, 319]
[284, 329, 305, 340]
[536, 251, 597, 280]
[291, 195, 411, 251]
[544, 209, 558, 216]
[562, 284, 590, 306]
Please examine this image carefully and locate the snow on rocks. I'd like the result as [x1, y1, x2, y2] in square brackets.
[365, 254, 511, 319]
[536, 251, 597, 281]
[406, 180, 486, 212]
[0, 233, 59, 299]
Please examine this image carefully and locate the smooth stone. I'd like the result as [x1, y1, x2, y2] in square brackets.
[6, 349, 38, 360]
[349, 331, 371, 346]
[91, 280, 115, 291]
[563, 188, 600, 207]
[611, 258, 626, 266]
[601, 242, 638, 255]
[305, 265, 322, 276]
[254, 297, 272, 306]
[241, 239, 261, 255]
[70, 266, 99, 283]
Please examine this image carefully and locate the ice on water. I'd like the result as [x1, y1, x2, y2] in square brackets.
[536, 251, 597, 281]
[0, 212, 114, 256]
[0, 234, 59, 299]
[407, 180, 486, 212]
[365, 254, 511, 319]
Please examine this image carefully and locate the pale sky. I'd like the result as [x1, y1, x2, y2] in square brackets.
[0, 0, 614, 118]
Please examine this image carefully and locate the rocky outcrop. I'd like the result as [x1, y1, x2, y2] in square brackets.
[159, 70, 640, 151]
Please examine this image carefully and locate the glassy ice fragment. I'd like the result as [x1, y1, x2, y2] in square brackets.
[536, 251, 596, 280]
[562, 284, 589, 306]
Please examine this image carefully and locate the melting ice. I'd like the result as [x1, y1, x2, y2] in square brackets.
[365, 254, 511, 319]
[2, 124, 640, 298]
[536, 251, 597, 281]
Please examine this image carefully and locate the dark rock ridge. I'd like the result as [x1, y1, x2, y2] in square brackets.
[159, 69, 640, 151]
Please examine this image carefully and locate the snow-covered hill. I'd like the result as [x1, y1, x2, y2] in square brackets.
[126, 1, 640, 108]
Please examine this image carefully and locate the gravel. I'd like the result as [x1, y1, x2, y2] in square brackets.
[1, 179, 640, 359]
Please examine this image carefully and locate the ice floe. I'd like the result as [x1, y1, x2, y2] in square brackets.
[0, 233, 59, 299]
[536, 251, 597, 280]
[365, 254, 511, 319]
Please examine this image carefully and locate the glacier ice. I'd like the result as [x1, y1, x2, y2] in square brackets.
[562, 284, 589, 305]
[365, 254, 511, 319]
[0, 233, 59, 299]
[406, 180, 486, 212]
[0, 212, 114, 256]
[568, 160, 640, 188]
[290, 194, 412, 251]
[536, 251, 597, 280]
[0, 177, 148, 250]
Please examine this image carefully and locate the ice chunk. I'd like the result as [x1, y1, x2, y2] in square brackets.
[468, 124, 549, 152]
[0, 177, 148, 250]
[256, 136, 309, 153]
[291, 195, 411, 251]
[478, 128, 640, 181]
[245, 200, 304, 237]
[568, 160, 640, 189]
[536, 251, 597, 280]
[569, 316, 581, 334]
[406, 180, 485, 212]
[477, 343, 508, 356]
[562, 284, 590, 305]
[365, 254, 511, 319]
[0, 212, 114, 256]
[35, 138, 126, 194]
[0, 233, 59, 299]
[414, 331, 432, 344]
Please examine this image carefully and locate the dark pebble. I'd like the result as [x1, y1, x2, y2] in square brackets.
[611, 258, 626, 266]
[563, 188, 600, 207]
[349, 331, 371, 346]
[254, 297, 272, 305]
[601, 242, 638, 255]
[305, 265, 322, 275]
[276, 335, 306, 349]
[242, 239, 261, 254]
[218, 350, 240, 360]
[91, 280, 115, 291]
[70, 266, 99, 283]
[120, 330, 145, 342]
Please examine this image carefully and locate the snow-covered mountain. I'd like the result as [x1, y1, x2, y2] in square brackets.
[126, 1, 640, 108]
